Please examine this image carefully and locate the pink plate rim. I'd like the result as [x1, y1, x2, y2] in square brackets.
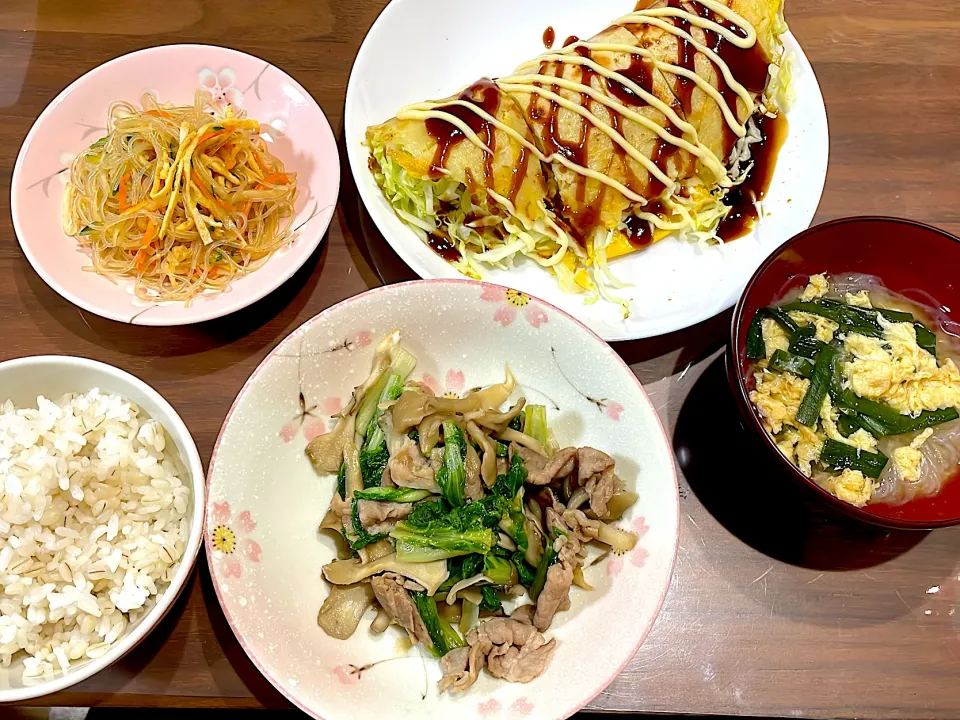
[203, 277, 680, 720]
[10, 43, 340, 327]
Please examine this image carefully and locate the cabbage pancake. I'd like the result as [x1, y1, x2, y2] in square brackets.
[366, 80, 571, 276]
[365, 0, 791, 316]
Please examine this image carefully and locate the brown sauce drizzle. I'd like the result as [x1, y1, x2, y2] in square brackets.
[563, 35, 580, 47]
[716, 112, 788, 242]
[508, 145, 530, 205]
[425, 78, 501, 182]
[543, 26, 556, 49]
[427, 232, 462, 262]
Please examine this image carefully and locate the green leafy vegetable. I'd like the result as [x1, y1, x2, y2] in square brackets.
[352, 487, 433, 503]
[335, 462, 346, 500]
[523, 405, 549, 450]
[508, 414, 523, 432]
[359, 374, 406, 488]
[482, 555, 516, 586]
[479, 585, 502, 612]
[494, 441, 509, 458]
[410, 591, 465, 657]
[391, 521, 494, 563]
[513, 551, 536, 585]
[436, 422, 467, 507]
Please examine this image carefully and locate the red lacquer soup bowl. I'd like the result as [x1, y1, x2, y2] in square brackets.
[728, 217, 960, 529]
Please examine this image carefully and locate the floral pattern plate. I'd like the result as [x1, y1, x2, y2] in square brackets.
[11, 44, 338, 325]
[206, 279, 679, 720]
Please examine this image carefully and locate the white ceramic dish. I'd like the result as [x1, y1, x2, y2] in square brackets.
[206, 279, 679, 720]
[12, 44, 339, 326]
[0, 356, 205, 702]
[345, 0, 829, 341]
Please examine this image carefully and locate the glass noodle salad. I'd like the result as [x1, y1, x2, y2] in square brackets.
[747, 273, 960, 507]
[306, 331, 639, 692]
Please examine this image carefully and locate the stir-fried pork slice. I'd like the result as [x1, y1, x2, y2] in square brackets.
[510, 604, 536, 624]
[514, 445, 577, 485]
[370, 575, 432, 648]
[465, 443, 485, 501]
[387, 437, 441, 491]
[357, 500, 414, 534]
[576, 447, 623, 519]
[439, 618, 556, 692]
[533, 562, 573, 632]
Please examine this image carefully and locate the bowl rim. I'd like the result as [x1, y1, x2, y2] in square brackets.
[0, 355, 206, 701]
[204, 276, 681, 720]
[729, 215, 960, 530]
[10, 42, 339, 327]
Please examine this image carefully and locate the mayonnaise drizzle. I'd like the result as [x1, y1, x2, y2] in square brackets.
[397, 0, 763, 216]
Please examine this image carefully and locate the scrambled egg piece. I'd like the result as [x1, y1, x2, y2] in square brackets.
[799, 273, 830, 301]
[790, 311, 838, 343]
[892, 428, 935, 483]
[845, 291, 873, 308]
[843, 319, 960, 414]
[821, 469, 875, 508]
[161, 244, 193, 273]
[750, 371, 808, 434]
[819, 396, 879, 452]
[761, 318, 790, 358]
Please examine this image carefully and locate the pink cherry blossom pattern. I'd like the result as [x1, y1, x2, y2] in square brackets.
[632, 516, 650, 538]
[322, 397, 343, 416]
[446, 369, 465, 392]
[213, 501, 231, 525]
[480, 286, 549, 329]
[303, 419, 326, 443]
[223, 558, 242, 579]
[236, 511, 256, 534]
[355, 331, 372, 347]
[332, 665, 360, 686]
[198, 67, 243, 107]
[210, 504, 261, 579]
[607, 554, 624, 577]
[631, 545, 650, 568]
[278, 423, 299, 443]
[244, 539, 262, 563]
[478, 698, 502, 717]
[605, 401, 625, 421]
[422, 371, 467, 398]
[511, 697, 534, 715]
[524, 305, 549, 328]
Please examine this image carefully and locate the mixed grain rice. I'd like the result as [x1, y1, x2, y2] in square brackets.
[0, 389, 189, 681]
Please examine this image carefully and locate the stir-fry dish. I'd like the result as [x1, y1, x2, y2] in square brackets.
[366, 0, 791, 314]
[747, 273, 960, 507]
[62, 91, 298, 302]
[306, 332, 639, 691]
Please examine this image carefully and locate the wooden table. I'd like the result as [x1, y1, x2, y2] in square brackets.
[1, 0, 959, 716]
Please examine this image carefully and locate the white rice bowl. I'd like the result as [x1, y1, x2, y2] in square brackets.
[0, 356, 203, 701]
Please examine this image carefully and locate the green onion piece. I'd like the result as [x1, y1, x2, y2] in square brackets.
[766, 307, 801, 335]
[795, 345, 838, 426]
[769, 350, 814, 378]
[819, 439, 888, 479]
[745, 309, 767, 360]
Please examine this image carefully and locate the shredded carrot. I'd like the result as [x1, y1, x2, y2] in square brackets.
[117, 171, 132, 211]
[144, 109, 171, 118]
[197, 128, 229, 145]
[135, 247, 149, 271]
[140, 219, 156, 248]
[258, 172, 289, 186]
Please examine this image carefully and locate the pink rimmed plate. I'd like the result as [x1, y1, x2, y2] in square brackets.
[11, 44, 339, 326]
[205, 279, 679, 720]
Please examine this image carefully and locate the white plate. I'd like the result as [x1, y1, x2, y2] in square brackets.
[206, 279, 679, 720]
[345, 0, 829, 341]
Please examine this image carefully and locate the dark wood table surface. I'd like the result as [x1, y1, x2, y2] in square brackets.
[2, 0, 960, 716]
